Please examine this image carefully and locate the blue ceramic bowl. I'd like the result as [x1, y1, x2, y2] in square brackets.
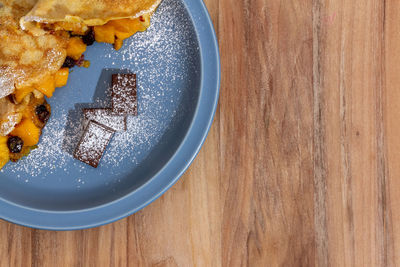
[0, 0, 220, 230]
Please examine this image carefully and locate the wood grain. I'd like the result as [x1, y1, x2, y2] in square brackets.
[314, 1, 386, 266]
[384, 1, 400, 266]
[1, 0, 400, 266]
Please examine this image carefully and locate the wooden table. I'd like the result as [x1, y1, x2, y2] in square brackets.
[2, 0, 400, 266]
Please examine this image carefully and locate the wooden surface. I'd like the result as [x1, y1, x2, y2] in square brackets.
[2, 0, 400, 266]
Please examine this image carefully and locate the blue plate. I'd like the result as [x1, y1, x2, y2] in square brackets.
[0, 0, 220, 230]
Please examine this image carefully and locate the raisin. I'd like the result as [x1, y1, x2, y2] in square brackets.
[7, 94, 17, 104]
[35, 104, 50, 124]
[82, 28, 95, 46]
[76, 54, 85, 67]
[7, 136, 23, 154]
[62, 56, 76, 68]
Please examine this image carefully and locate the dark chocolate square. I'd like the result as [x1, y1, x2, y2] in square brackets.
[73, 120, 115, 168]
[83, 108, 127, 132]
[111, 73, 137, 115]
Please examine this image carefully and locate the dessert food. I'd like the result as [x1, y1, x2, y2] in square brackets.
[20, 0, 161, 50]
[0, 0, 161, 170]
[83, 108, 127, 132]
[74, 73, 137, 168]
[0, 0, 69, 168]
[112, 74, 137, 115]
[73, 120, 115, 168]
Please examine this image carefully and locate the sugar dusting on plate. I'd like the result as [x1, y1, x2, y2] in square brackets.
[1, 0, 200, 181]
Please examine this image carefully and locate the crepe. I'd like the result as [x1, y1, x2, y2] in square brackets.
[0, 0, 67, 141]
[0, 1, 67, 99]
[0, 97, 22, 136]
[0, 0, 67, 145]
[20, 0, 161, 34]
[0, 0, 37, 22]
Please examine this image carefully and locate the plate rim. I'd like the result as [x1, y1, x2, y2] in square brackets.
[0, 0, 220, 230]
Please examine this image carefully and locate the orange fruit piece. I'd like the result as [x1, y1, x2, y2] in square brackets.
[11, 119, 41, 146]
[0, 136, 9, 169]
[67, 37, 87, 60]
[114, 38, 124, 50]
[14, 86, 34, 103]
[36, 75, 55, 98]
[94, 24, 115, 44]
[55, 68, 69, 88]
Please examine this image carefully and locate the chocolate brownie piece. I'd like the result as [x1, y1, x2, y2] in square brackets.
[111, 73, 137, 115]
[83, 108, 127, 132]
[73, 120, 115, 168]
